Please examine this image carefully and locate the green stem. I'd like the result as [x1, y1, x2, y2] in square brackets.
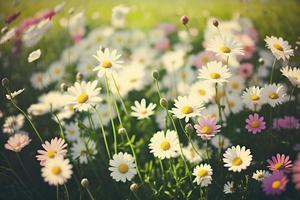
[56, 186, 59, 200]
[104, 74, 117, 154]
[215, 83, 223, 124]
[64, 184, 69, 200]
[269, 58, 277, 84]
[85, 187, 95, 200]
[50, 105, 65, 139]
[111, 74, 128, 115]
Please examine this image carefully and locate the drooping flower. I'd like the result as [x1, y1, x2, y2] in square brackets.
[262, 171, 288, 195]
[245, 113, 266, 134]
[267, 154, 292, 173]
[194, 117, 221, 140]
[4, 131, 31, 152]
[265, 36, 294, 60]
[108, 152, 137, 182]
[149, 130, 180, 159]
[93, 46, 123, 77]
[223, 145, 252, 172]
[36, 137, 67, 166]
[66, 80, 102, 112]
[6, 88, 25, 100]
[170, 95, 204, 123]
[131, 98, 156, 120]
[192, 164, 213, 187]
[280, 66, 300, 88]
[41, 156, 73, 186]
[252, 170, 271, 182]
[198, 61, 231, 85]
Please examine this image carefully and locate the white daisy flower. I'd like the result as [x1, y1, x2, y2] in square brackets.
[223, 145, 252, 172]
[170, 95, 204, 123]
[97, 103, 116, 126]
[30, 72, 51, 90]
[6, 88, 25, 100]
[211, 135, 231, 150]
[223, 181, 235, 194]
[198, 61, 231, 85]
[111, 5, 130, 28]
[206, 35, 244, 59]
[93, 46, 123, 77]
[280, 66, 300, 88]
[242, 86, 263, 111]
[189, 81, 214, 103]
[252, 170, 271, 182]
[28, 49, 41, 63]
[227, 76, 245, 94]
[48, 61, 65, 82]
[65, 122, 80, 142]
[41, 156, 73, 186]
[2, 114, 25, 134]
[201, 104, 225, 122]
[261, 84, 286, 107]
[108, 152, 137, 182]
[192, 164, 213, 187]
[149, 130, 180, 159]
[183, 142, 203, 163]
[222, 93, 243, 115]
[161, 50, 185, 73]
[131, 99, 156, 120]
[66, 80, 102, 112]
[265, 36, 294, 60]
[71, 138, 97, 164]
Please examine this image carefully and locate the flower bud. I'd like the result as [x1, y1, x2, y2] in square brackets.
[212, 19, 219, 27]
[159, 98, 168, 108]
[258, 58, 264, 65]
[130, 183, 139, 192]
[81, 178, 89, 188]
[185, 123, 194, 134]
[180, 15, 189, 25]
[1, 77, 9, 87]
[118, 127, 126, 135]
[152, 71, 159, 80]
[76, 72, 83, 81]
[60, 83, 68, 92]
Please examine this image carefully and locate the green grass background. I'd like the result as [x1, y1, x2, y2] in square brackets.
[1, 0, 300, 43]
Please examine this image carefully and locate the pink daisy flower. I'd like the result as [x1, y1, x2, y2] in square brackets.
[239, 63, 253, 79]
[194, 117, 221, 140]
[292, 153, 300, 190]
[273, 116, 299, 130]
[267, 154, 293, 173]
[36, 137, 67, 166]
[245, 113, 266, 134]
[4, 131, 31, 152]
[262, 171, 288, 196]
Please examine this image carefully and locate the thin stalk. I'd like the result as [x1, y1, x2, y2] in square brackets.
[269, 58, 277, 84]
[104, 74, 117, 154]
[111, 74, 128, 115]
[159, 159, 165, 180]
[64, 184, 70, 200]
[85, 187, 95, 200]
[51, 105, 65, 139]
[16, 153, 30, 178]
[56, 186, 59, 200]
[215, 83, 223, 124]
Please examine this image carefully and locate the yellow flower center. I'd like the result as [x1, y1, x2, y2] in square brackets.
[198, 89, 206, 96]
[250, 94, 260, 101]
[257, 174, 264, 179]
[231, 82, 240, 89]
[268, 92, 279, 99]
[130, 78, 137, 83]
[220, 46, 231, 53]
[51, 166, 62, 175]
[118, 163, 129, 174]
[47, 150, 56, 158]
[77, 93, 89, 104]
[273, 44, 283, 51]
[250, 120, 260, 128]
[197, 169, 208, 177]
[274, 163, 282, 170]
[202, 56, 209, 64]
[210, 73, 221, 79]
[140, 110, 148, 115]
[271, 180, 281, 189]
[181, 106, 193, 114]
[232, 157, 243, 166]
[201, 126, 213, 135]
[229, 101, 235, 108]
[101, 59, 112, 68]
[160, 140, 171, 151]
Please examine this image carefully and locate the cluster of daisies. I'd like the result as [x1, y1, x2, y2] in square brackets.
[1, 5, 300, 199]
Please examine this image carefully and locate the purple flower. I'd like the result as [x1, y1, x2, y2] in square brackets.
[262, 171, 288, 195]
[267, 154, 293, 173]
[245, 113, 266, 134]
[273, 116, 299, 130]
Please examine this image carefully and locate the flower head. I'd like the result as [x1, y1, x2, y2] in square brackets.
[192, 164, 213, 187]
[242, 86, 262, 111]
[262, 171, 288, 195]
[198, 61, 231, 85]
[223, 181, 235, 194]
[4, 131, 31, 152]
[267, 154, 292, 173]
[2, 114, 25, 134]
[245, 113, 266, 134]
[265, 36, 294, 60]
[292, 153, 300, 190]
[223, 145, 252, 172]
[194, 117, 221, 140]
[252, 170, 271, 182]
[280, 66, 300, 88]
[131, 98, 156, 120]
[261, 84, 286, 107]
[109, 152, 137, 182]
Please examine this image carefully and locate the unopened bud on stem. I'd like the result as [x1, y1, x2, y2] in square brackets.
[160, 98, 168, 108]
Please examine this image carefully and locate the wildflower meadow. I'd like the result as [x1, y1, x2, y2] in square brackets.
[0, 0, 300, 199]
